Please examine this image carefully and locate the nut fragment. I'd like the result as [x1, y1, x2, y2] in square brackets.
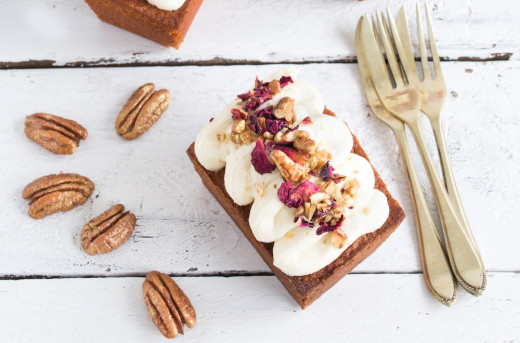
[143, 271, 197, 339]
[81, 204, 136, 255]
[330, 228, 347, 249]
[22, 173, 94, 219]
[273, 97, 295, 123]
[270, 149, 308, 183]
[268, 80, 282, 95]
[293, 130, 316, 154]
[309, 147, 331, 173]
[25, 113, 88, 155]
[230, 119, 257, 144]
[115, 83, 170, 140]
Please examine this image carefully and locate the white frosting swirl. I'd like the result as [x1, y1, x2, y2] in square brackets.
[195, 69, 390, 276]
[147, 0, 185, 11]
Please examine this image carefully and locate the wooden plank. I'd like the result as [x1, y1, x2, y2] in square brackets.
[1, 0, 519, 67]
[0, 273, 518, 341]
[0, 62, 518, 277]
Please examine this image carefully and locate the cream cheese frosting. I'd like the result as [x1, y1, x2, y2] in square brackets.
[147, 0, 185, 11]
[195, 69, 389, 276]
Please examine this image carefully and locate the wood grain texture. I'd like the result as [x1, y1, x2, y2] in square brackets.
[1, 0, 519, 67]
[0, 273, 518, 342]
[0, 63, 518, 277]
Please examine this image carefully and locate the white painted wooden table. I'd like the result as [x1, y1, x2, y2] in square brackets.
[1, 0, 519, 341]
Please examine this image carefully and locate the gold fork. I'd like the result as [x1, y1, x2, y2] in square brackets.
[395, 3, 486, 295]
[360, 11, 485, 295]
[355, 17, 457, 305]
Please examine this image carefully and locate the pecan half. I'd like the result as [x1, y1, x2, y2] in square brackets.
[115, 83, 169, 140]
[22, 173, 94, 219]
[143, 271, 197, 339]
[270, 149, 308, 183]
[81, 204, 136, 255]
[274, 97, 295, 123]
[25, 113, 88, 155]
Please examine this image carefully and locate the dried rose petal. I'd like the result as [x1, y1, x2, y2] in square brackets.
[231, 108, 248, 120]
[279, 76, 294, 87]
[294, 215, 315, 228]
[248, 114, 262, 135]
[255, 106, 274, 119]
[277, 180, 320, 208]
[316, 215, 345, 235]
[237, 91, 253, 101]
[319, 161, 335, 179]
[301, 116, 313, 125]
[265, 119, 287, 134]
[251, 139, 276, 174]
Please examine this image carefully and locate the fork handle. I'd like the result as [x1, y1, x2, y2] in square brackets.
[392, 124, 457, 305]
[430, 117, 484, 260]
[407, 120, 486, 295]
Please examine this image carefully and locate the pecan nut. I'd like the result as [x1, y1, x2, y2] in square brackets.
[22, 173, 94, 219]
[81, 204, 136, 255]
[115, 83, 169, 140]
[25, 113, 88, 155]
[270, 149, 308, 183]
[143, 271, 196, 339]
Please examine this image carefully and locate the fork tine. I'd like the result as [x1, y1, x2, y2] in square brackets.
[396, 6, 418, 83]
[371, 15, 386, 70]
[425, 2, 443, 79]
[385, 8, 416, 82]
[416, 3, 431, 80]
[376, 11, 404, 87]
[361, 14, 392, 87]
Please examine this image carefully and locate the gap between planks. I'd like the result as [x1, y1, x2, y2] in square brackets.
[0, 53, 514, 70]
[2, 270, 519, 281]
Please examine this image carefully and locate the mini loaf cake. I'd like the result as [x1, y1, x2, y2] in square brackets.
[187, 69, 405, 308]
[84, 0, 203, 48]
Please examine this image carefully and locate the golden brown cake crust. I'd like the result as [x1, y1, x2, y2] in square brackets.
[187, 108, 405, 309]
[85, 0, 203, 48]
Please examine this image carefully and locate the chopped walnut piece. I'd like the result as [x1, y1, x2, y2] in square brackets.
[216, 133, 229, 142]
[268, 80, 282, 95]
[293, 205, 304, 217]
[273, 97, 295, 123]
[270, 149, 308, 183]
[231, 119, 257, 144]
[310, 192, 331, 211]
[330, 228, 347, 249]
[274, 129, 296, 143]
[232, 119, 246, 133]
[304, 202, 317, 221]
[293, 130, 316, 154]
[309, 147, 330, 173]
[345, 178, 360, 196]
[263, 131, 274, 140]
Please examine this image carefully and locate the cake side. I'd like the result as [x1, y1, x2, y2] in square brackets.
[187, 109, 405, 309]
[84, 0, 203, 48]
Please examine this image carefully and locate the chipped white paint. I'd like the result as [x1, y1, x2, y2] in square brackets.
[0, 274, 518, 342]
[1, 0, 519, 66]
[0, 63, 518, 277]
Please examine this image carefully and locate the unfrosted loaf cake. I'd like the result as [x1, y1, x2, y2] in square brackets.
[187, 69, 405, 308]
[84, 0, 203, 48]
